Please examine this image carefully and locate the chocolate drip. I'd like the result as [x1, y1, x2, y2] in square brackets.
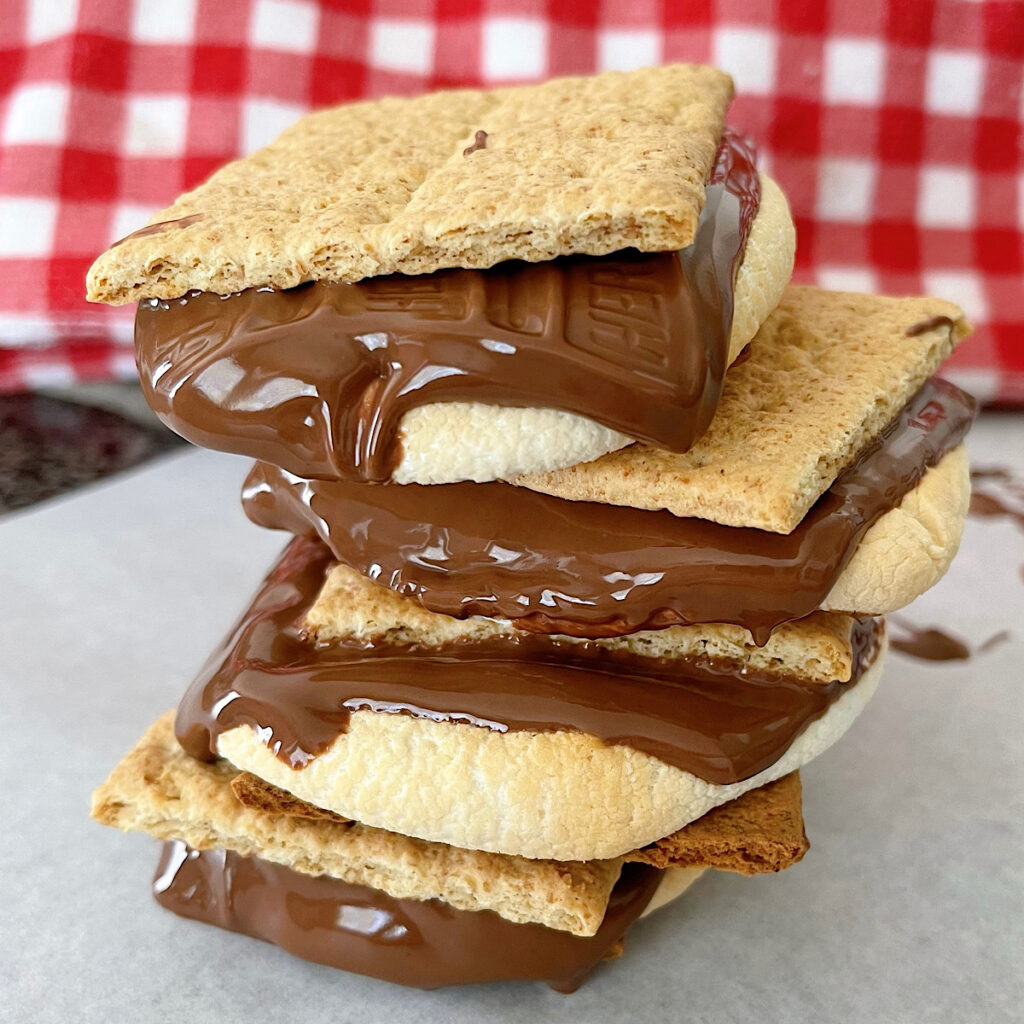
[462, 129, 487, 155]
[134, 129, 759, 482]
[175, 536, 881, 784]
[904, 315, 956, 337]
[113, 213, 203, 247]
[243, 378, 975, 643]
[153, 841, 661, 991]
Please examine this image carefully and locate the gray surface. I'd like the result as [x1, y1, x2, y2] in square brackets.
[41, 380, 162, 427]
[1, 416, 1022, 1024]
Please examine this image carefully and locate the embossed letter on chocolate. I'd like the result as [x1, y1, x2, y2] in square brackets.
[134, 129, 759, 482]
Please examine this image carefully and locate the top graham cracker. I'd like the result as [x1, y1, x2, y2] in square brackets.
[86, 65, 733, 304]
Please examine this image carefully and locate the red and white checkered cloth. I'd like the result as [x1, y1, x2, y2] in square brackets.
[1, 0, 1022, 403]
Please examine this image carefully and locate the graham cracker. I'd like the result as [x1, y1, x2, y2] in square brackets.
[516, 286, 969, 533]
[305, 561, 861, 683]
[238, 767, 807, 877]
[87, 66, 733, 305]
[92, 712, 620, 936]
[231, 772, 350, 825]
[93, 714, 810, 935]
[625, 772, 808, 874]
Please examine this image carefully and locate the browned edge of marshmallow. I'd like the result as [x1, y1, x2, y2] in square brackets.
[233, 767, 808, 875]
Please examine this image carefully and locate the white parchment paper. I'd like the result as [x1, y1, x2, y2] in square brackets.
[1, 415, 1022, 1024]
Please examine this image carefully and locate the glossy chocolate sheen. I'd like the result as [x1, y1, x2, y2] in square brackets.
[134, 129, 759, 482]
[153, 840, 661, 992]
[175, 536, 881, 784]
[243, 378, 976, 642]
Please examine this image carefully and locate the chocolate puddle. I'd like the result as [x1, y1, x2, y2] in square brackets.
[970, 467, 1019, 483]
[135, 128, 759, 482]
[978, 630, 1011, 654]
[154, 841, 661, 991]
[244, 377, 975, 642]
[888, 617, 970, 661]
[175, 536, 882, 785]
[969, 469, 1024, 533]
[889, 618, 1011, 662]
[969, 463, 1024, 584]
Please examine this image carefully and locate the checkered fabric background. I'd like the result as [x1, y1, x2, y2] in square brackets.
[1, 0, 1022, 403]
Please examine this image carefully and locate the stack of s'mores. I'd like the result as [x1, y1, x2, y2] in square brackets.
[88, 67, 976, 991]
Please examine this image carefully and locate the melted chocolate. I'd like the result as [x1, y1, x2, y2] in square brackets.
[888, 620, 1011, 663]
[969, 488, 1024, 533]
[969, 465, 1024, 584]
[153, 841, 661, 991]
[175, 536, 881, 784]
[888, 617, 970, 662]
[978, 630, 1011, 654]
[134, 129, 759, 482]
[243, 378, 976, 643]
[889, 462, 1020, 664]
[462, 129, 487, 155]
[113, 213, 203, 247]
[904, 315, 956, 337]
[970, 467, 1021, 485]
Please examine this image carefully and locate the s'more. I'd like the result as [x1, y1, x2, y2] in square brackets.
[88, 66, 976, 991]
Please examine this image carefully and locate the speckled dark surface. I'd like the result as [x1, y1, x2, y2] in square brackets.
[0, 392, 183, 515]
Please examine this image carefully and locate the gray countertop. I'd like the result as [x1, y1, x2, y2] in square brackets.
[1, 414, 1022, 1024]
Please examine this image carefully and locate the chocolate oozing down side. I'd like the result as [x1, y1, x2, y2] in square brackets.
[112, 213, 204, 247]
[153, 841, 662, 992]
[133, 129, 759, 482]
[175, 535, 882, 784]
[243, 378, 976, 642]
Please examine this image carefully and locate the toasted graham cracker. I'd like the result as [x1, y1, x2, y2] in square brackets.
[236, 768, 806, 877]
[516, 287, 969, 533]
[93, 715, 811, 935]
[305, 562, 859, 683]
[87, 66, 733, 305]
[625, 772, 807, 874]
[231, 772, 350, 825]
[92, 713, 620, 936]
